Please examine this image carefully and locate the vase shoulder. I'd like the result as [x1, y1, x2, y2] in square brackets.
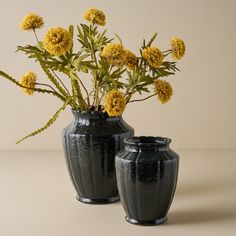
[116, 136, 178, 162]
[63, 111, 134, 137]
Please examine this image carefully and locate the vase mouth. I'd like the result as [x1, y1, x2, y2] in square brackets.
[71, 109, 122, 120]
[124, 136, 171, 147]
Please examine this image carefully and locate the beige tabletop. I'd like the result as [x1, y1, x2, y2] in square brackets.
[0, 149, 236, 236]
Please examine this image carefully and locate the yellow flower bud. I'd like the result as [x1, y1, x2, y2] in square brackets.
[154, 79, 173, 104]
[19, 71, 36, 95]
[104, 90, 126, 116]
[171, 37, 186, 60]
[142, 47, 163, 68]
[43, 27, 73, 57]
[20, 13, 44, 31]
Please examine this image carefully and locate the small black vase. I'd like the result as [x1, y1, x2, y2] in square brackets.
[62, 110, 134, 204]
[115, 136, 179, 225]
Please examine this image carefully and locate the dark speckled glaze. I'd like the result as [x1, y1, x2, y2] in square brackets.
[115, 136, 179, 225]
[62, 110, 134, 204]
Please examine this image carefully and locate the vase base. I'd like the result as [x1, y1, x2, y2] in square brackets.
[125, 216, 167, 226]
[76, 195, 120, 204]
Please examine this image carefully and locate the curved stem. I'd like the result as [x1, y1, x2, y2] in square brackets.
[83, 90, 94, 109]
[128, 93, 156, 104]
[33, 29, 40, 43]
[89, 24, 100, 110]
[162, 49, 173, 58]
[69, 72, 87, 110]
[125, 63, 149, 103]
[70, 79, 80, 110]
[36, 82, 58, 93]
[73, 73, 90, 107]
[51, 71, 71, 95]
[162, 49, 172, 54]
[97, 88, 106, 106]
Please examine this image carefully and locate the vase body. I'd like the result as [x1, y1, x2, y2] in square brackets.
[115, 136, 179, 225]
[62, 110, 134, 204]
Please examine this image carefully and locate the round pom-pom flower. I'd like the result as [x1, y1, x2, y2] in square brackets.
[83, 8, 106, 26]
[142, 47, 164, 68]
[43, 27, 73, 57]
[171, 37, 186, 60]
[154, 79, 173, 104]
[104, 89, 126, 117]
[20, 13, 44, 31]
[19, 71, 36, 95]
[101, 43, 126, 68]
[124, 50, 137, 70]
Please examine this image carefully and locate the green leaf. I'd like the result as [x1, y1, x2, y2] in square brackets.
[139, 75, 154, 83]
[114, 33, 123, 45]
[16, 97, 72, 144]
[146, 32, 158, 47]
[142, 39, 146, 48]
[69, 25, 74, 38]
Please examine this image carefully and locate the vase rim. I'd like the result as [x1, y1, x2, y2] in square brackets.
[71, 109, 122, 120]
[124, 136, 171, 147]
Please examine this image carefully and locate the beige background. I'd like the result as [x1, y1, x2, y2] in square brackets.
[0, 0, 236, 150]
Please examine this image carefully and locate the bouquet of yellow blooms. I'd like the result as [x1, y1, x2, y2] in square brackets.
[0, 8, 185, 143]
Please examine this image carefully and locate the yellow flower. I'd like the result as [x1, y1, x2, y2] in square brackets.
[43, 27, 73, 57]
[104, 89, 126, 117]
[83, 8, 106, 26]
[154, 79, 173, 104]
[101, 43, 126, 68]
[19, 71, 36, 95]
[142, 47, 163, 68]
[20, 13, 44, 31]
[171, 37, 186, 60]
[124, 50, 137, 70]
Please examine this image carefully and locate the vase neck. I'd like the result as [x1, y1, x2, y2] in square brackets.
[124, 136, 171, 152]
[72, 110, 122, 123]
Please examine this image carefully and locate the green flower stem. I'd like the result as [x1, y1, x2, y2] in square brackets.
[125, 91, 135, 104]
[162, 49, 172, 54]
[89, 24, 100, 110]
[38, 59, 68, 97]
[125, 63, 149, 102]
[51, 70, 71, 95]
[69, 72, 87, 110]
[124, 71, 139, 98]
[94, 83, 100, 110]
[83, 90, 93, 108]
[97, 87, 106, 105]
[162, 49, 173, 58]
[35, 82, 58, 93]
[71, 79, 80, 110]
[72, 73, 90, 107]
[128, 93, 156, 103]
[33, 29, 40, 44]
[38, 59, 77, 108]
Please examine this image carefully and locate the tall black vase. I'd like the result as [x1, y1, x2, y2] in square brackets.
[62, 110, 134, 204]
[115, 136, 179, 225]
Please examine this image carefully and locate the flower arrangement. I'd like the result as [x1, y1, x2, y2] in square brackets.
[0, 9, 185, 143]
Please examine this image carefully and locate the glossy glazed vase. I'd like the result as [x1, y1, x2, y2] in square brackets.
[115, 136, 179, 225]
[62, 110, 134, 204]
